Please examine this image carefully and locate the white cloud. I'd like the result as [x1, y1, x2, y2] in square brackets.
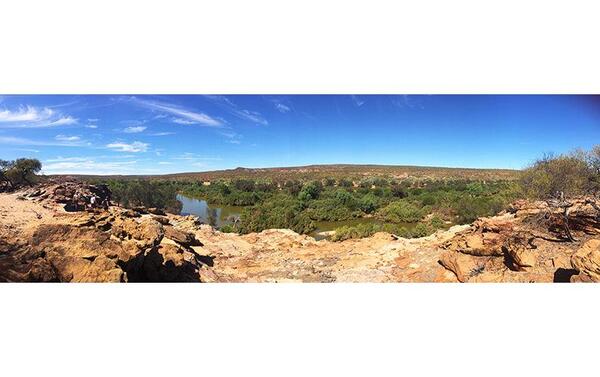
[123, 126, 147, 133]
[55, 135, 81, 142]
[0, 105, 78, 128]
[351, 95, 365, 107]
[391, 95, 424, 109]
[85, 124, 98, 129]
[173, 153, 222, 162]
[106, 141, 149, 153]
[0, 106, 54, 122]
[149, 132, 175, 136]
[0, 136, 88, 147]
[218, 129, 243, 144]
[12, 148, 40, 153]
[158, 161, 172, 165]
[42, 159, 140, 175]
[275, 103, 291, 113]
[49, 116, 78, 126]
[205, 95, 268, 125]
[172, 118, 197, 125]
[128, 97, 223, 127]
[87, 118, 99, 122]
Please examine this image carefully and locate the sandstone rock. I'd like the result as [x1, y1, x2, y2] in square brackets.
[48, 254, 125, 282]
[438, 251, 483, 282]
[111, 217, 164, 249]
[152, 215, 170, 225]
[503, 233, 537, 270]
[147, 207, 166, 216]
[32, 224, 130, 261]
[164, 226, 203, 247]
[570, 239, 600, 282]
[133, 244, 202, 282]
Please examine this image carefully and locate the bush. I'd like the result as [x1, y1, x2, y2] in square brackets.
[298, 181, 322, 201]
[358, 193, 379, 214]
[107, 180, 182, 213]
[219, 224, 237, 233]
[521, 151, 593, 199]
[331, 223, 378, 241]
[239, 195, 315, 234]
[376, 200, 424, 223]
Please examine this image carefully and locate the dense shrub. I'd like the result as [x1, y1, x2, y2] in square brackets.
[520, 152, 593, 199]
[107, 180, 182, 213]
[357, 193, 379, 214]
[239, 195, 315, 234]
[376, 200, 424, 223]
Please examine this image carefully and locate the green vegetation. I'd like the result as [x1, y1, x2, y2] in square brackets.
[0, 158, 42, 190]
[107, 174, 520, 239]
[99, 179, 183, 213]
[85, 147, 600, 241]
[521, 146, 600, 199]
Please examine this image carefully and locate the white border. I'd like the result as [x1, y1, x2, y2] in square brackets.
[2, 1, 600, 376]
[1, 0, 600, 94]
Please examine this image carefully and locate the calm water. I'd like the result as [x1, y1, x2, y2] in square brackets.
[177, 194, 243, 228]
[177, 194, 418, 239]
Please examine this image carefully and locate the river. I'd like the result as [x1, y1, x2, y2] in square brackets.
[176, 193, 418, 239]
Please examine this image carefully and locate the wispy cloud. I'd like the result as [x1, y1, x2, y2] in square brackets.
[205, 95, 268, 125]
[42, 158, 140, 175]
[55, 135, 81, 142]
[85, 124, 98, 129]
[350, 95, 365, 107]
[172, 118, 197, 125]
[10, 148, 40, 153]
[275, 103, 291, 113]
[127, 97, 223, 127]
[391, 95, 424, 109]
[123, 126, 147, 133]
[0, 106, 54, 122]
[149, 132, 175, 136]
[0, 136, 89, 147]
[218, 129, 243, 144]
[173, 153, 222, 162]
[0, 105, 78, 128]
[106, 141, 149, 153]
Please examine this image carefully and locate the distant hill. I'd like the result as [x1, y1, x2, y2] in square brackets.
[57, 164, 521, 181]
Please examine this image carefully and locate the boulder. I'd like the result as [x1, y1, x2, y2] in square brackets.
[570, 239, 600, 282]
[164, 226, 203, 247]
[111, 217, 164, 249]
[438, 251, 483, 282]
[131, 244, 202, 282]
[503, 233, 537, 270]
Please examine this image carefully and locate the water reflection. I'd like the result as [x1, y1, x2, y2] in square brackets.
[176, 194, 242, 227]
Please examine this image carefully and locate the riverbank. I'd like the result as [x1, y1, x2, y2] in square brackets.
[2, 181, 600, 282]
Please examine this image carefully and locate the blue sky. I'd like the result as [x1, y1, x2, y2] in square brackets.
[0, 95, 598, 175]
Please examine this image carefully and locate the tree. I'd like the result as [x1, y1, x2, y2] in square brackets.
[10, 158, 42, 186]
[520, 147, 599, 242]
[0, 159, 15, 190]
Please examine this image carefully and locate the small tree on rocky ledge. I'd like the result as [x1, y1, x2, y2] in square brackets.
[521, 147, 599, 241]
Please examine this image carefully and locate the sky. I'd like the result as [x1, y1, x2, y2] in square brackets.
[0, 95, 599, 175]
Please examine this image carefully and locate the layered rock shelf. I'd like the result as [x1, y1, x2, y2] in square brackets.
[1, 181, 599, 282]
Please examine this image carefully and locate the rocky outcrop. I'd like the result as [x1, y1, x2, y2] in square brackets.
[0, 186, 212, 282]
[2, 181, 600, 283]
[570, 239, 600, 282]
[437, 199, 600, 283]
